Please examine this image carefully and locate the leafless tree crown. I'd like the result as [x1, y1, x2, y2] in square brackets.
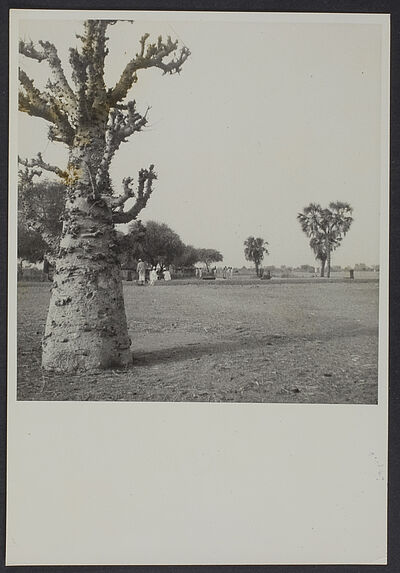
[19, 20, 190, 223]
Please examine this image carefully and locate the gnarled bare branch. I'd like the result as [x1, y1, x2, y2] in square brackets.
[115, 100, 149, 140]
[19, 68, 57, 123]
[95, 101, 149, 187]
[18, 153, 68, 180]
[81, 21, 107, 112]
[108, 176, 135, 209]
[19, 39, 47, 61]
[69, 20, 111, 122]
[112, 165, 157, 223]
[20, 39, 77, 122]
[69, 47, 89, 122]
[109, 34, 190, 105]
[19, 68, 75, 145]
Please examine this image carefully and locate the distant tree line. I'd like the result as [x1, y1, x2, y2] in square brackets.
[118, 220, 223, 270]
[18, 179, 359, 281]
[242, 201, 355, 278]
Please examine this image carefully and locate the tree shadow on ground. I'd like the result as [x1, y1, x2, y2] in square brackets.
[132, 334, 284, 366]
[131, 325, 377, 368]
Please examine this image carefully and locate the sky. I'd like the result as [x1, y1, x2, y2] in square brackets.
[16, 13, 387, 268]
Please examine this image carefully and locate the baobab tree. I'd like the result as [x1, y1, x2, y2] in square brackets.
[18, 20, 189, 371]
[244, 236, 269, 277]
[297, 202, 353, 278]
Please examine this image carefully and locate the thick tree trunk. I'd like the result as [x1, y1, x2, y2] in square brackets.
[42, 195, 131, 372]
[255, 262, 259, 277]
[42, 135, 132, 372]
[320, 259, 325, 277]
[327, 249, 331, 278]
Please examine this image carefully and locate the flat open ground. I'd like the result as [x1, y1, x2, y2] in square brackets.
[16, 279, 379, 403]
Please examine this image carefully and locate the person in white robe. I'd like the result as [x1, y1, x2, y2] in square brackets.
[136, 259, 146, 285]
[149, 267, 157, 286]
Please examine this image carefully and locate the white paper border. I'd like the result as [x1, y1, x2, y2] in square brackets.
[7, 10, 390, 565]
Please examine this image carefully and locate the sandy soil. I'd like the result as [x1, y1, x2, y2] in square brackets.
[16, 279, 379, 403]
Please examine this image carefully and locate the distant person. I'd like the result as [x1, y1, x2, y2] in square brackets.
[136, 259, 146, 285]
[222, 266, 227, 279]
[164, 268, 171, 281]
[149, 267, 157, 286]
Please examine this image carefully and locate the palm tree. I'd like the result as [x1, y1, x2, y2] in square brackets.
[297, 202, 353, 277]
[244, 236, 269, 277]
[297, 203, 326, 275]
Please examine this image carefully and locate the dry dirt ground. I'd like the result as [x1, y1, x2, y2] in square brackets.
[16, 279, 379, 403]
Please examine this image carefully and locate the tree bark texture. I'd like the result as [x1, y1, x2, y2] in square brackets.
[42, 202, 131, 371]
[42, 144, 131, 371]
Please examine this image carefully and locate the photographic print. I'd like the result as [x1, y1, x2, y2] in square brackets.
[7, 9, 389, 566]
[14, 12, 387, 404]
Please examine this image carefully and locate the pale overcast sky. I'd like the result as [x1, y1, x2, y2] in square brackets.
[16, 13, 387, 268]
